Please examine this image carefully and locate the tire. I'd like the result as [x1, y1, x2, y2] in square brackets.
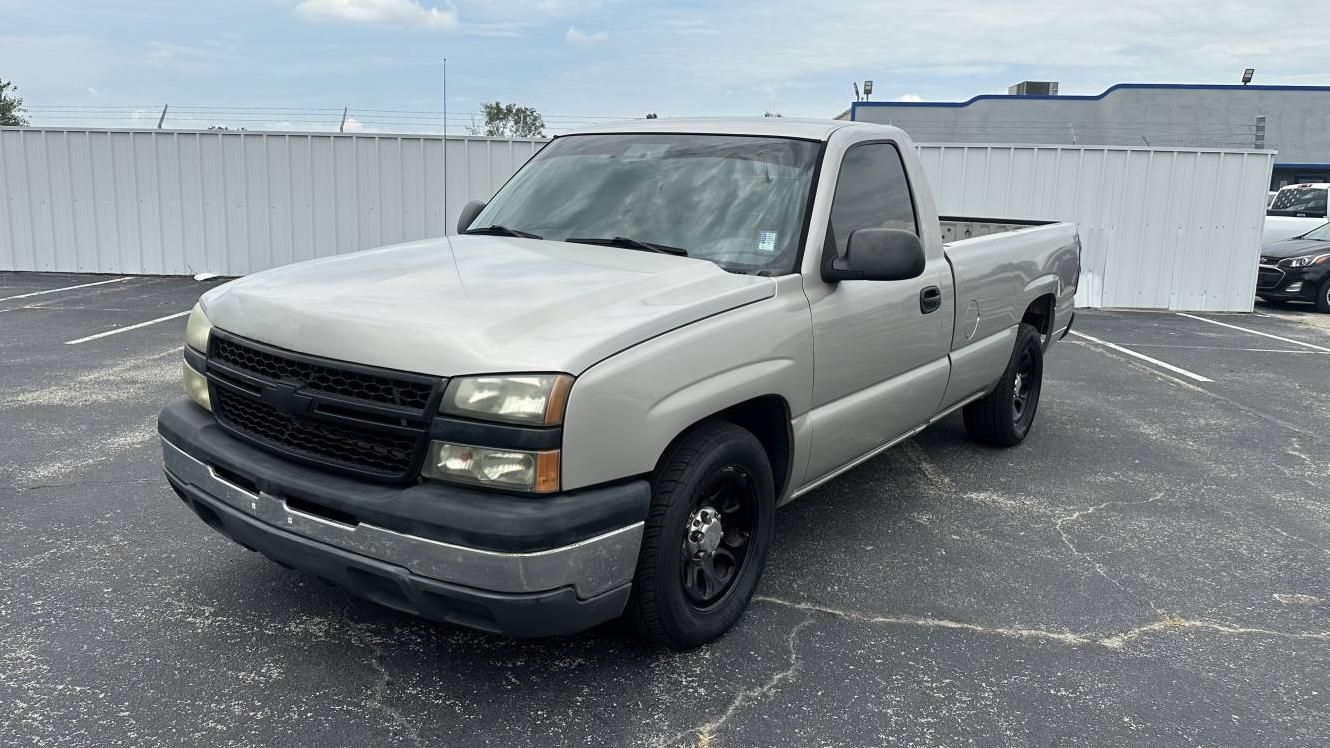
[963, 323, 1044, 447]
[624, 421, 776, 650]
[1316, 280, 1330, 314]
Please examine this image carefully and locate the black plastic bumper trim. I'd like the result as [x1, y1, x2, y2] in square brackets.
[167, 475, 631, 637]
[158, 397, 651, 553]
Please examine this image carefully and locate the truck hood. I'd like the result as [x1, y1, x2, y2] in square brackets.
[201, 235, 774, 376]
[1260, 237, 1330, 260]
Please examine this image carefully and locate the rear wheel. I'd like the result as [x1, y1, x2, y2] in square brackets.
[1316, 280, 1330, 313]
[963, 323, 1044, 447]
[624, 422, 775, 650]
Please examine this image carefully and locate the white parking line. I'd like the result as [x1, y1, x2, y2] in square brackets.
[0, 277, 131, 302]
[64, 310, 190, 345]
[1070, 331, 1214, 383]
[1174, 312, 1330, 354]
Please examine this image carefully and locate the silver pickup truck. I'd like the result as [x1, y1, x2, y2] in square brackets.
[159, 118, 1080, 649]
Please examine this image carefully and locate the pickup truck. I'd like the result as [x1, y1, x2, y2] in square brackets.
[1263, 183, 1330, 245]
[159, 118, 1081, 649]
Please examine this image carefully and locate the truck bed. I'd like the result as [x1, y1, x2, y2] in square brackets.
[941, 216, 1080, 350]
[940, 216, 1059, 243]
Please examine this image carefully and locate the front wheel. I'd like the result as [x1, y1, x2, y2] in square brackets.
[624, 422, 775, 650]
[963, 323, 1044, 447]
[1316, 280, 1330, 313]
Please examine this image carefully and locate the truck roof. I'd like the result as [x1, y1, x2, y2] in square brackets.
[568, 117, 894, 141]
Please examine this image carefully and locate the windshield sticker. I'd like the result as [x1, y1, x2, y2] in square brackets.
[758, 231, 778, 252]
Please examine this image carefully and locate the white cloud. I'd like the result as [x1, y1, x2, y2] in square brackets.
[87, 86, 102, 95]
[664, 18, 717, 35]
[564, 25, 608, 44]
[295, 0, 459, 30]
[895, 94, 924, 102]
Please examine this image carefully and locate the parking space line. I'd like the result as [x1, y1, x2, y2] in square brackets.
[64, 310, 190, 345]
[1129, 343, 1327, 355]
[0, 277, 132, 302]
[1069, 331, 1214, 383]
[1174, 313, 1330, 353]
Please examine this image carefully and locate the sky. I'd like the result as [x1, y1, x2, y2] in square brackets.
[4, 0, 1330, 133]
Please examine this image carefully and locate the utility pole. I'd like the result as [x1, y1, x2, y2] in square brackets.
[442, 58, 449, 230]
[338, 107, 348, 133]
[157, 104, 168, 129]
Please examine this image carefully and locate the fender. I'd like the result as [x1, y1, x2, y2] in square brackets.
[559, 278, 815, 491]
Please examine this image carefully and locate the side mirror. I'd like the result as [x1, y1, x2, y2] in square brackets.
[823, 228, 925, 282]
[456, 200, 486, 234]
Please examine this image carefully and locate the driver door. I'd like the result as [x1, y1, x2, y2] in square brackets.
[802, 140, 953, 482]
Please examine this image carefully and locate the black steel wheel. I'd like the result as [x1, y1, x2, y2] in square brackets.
[625, 421, 775, 650]
[963, 323, 1044, 447]
[679, 465, 758, 609]
[1010, 344, 1039, 424]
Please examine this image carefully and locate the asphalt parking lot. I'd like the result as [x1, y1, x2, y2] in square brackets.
[3, 272, 1329, 747]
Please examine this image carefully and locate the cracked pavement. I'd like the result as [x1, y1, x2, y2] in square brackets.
[3, 274, 1329, 747]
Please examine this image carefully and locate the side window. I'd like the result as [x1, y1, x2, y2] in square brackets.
[827, 143, 917, 255]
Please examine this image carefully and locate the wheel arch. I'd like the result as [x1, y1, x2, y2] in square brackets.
[654, 395, 794, 502]
[1021, 291, 1058, 345]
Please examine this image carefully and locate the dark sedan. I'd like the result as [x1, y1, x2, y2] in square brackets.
[1257, 223, 1330, 312]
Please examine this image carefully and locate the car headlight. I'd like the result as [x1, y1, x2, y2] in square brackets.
[440, 374, 573, 426]
[422, 441, 560, 493]
[1284, 253, 1330, 268]
[185, 303, 213, 353]
[182, 360, 212, 411]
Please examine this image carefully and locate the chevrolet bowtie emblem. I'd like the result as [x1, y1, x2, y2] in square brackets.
[261, 380, 314, 415]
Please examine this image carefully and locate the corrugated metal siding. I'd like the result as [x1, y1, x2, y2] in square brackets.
[0, 128, 544, 276]
[916, 144, 1275, 312]
[1, 130, 1275, 312]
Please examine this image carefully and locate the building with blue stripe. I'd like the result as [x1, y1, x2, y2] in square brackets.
[841, 83, 1330, 189]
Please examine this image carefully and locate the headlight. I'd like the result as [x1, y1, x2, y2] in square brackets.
[185, 303, 213, 352]
[1284, 253, 1330, 268]
[182, 360, 211, 411]
[422, 441, 560, 493]
[440, 374, 573, 426]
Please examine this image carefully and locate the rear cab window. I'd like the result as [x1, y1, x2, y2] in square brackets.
[1268, 186, 1328, 218]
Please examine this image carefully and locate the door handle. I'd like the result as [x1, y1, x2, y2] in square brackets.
[920, 286, 942, 314]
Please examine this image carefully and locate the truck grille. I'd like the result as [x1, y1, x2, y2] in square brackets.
[212, 335, 434, 410]
[1257, 266, 1285, 290]
[206, 331, 441, 482]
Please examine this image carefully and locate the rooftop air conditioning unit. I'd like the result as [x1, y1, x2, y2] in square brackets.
[1008, 81, 1059, 96]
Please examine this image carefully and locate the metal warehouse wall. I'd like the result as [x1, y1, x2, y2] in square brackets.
[916, 144, 1275, 312]
[0, 128, 544, 276]
[1, 129, 1275, 312]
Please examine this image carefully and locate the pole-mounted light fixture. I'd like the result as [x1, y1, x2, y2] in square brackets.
[1242, 68, 1255, 85]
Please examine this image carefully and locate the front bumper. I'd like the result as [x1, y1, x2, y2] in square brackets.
[159, 397, 650, 636]
[1256, 264, 1328, 301]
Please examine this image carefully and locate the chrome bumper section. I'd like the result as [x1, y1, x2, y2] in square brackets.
[161, 437, 642, 599]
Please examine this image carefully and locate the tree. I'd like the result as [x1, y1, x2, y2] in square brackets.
[762, 111, 783, 118]
[470, 102, 545, 137]
[0, 79, 28, 127]
[645, 113, 658, 119]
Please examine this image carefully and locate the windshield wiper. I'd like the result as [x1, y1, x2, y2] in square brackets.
[463, 224, 543, 240]
[564, 236, 689, 257]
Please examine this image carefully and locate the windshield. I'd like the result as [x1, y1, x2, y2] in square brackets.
[1269, 187, 1328, 217]
[470, 133, 823, 275]
[1299, 222, 1330, 241]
